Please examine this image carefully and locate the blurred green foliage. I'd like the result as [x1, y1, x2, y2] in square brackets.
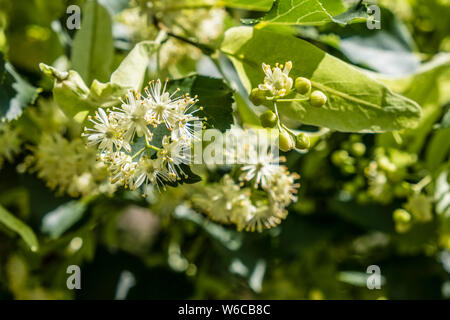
[0, 0, 449, 300]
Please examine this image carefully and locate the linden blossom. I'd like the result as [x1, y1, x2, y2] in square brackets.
[82, 78, 204, 192]
[178, 304, 213, 317]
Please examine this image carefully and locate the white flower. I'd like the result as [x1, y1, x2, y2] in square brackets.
[83, 108, 124, 152]
[83, 78, 208, 194]
[239, 145, 284, 189]
[113, 90, 153, 144]
[171, 101, 203, 141]
[144, 79, 184, 129]
[131, 156, 172, 190]
[258, 61, 293, 97]
[108, 152, 136, 186]
[267, 167, 300, 206]
[159, 136, 192, 180]
[192, 175, 256, 227]
[245, 203, 288, 232]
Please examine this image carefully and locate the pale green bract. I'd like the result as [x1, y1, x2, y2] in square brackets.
[40, 41, 158, 123]
[71, 0, 114, 85]
[220, 26, 422, 133]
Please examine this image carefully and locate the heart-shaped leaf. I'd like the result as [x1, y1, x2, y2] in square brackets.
[220, 26, 422, 132]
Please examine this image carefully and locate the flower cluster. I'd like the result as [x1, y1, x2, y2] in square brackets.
[83, 79, 203, 192]
[192, 127, 299, 232]
[249, 61, 328, 153]
[19, 134, 114, 197]
[259, 62, 294, 97]
[0, 123, 21, 170]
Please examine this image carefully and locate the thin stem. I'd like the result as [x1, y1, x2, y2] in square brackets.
[392, 131, 403, 145]
[147, 143, 161, 152]
[281, 123, 298, 137]
[413, 175, 432, 193]
[132, 147, 146, 160]
[276, 98, 310, 103]
[273, 101, 280, 118]
[152, 16, 216, 56]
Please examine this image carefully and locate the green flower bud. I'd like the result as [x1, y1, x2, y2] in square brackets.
[295, 77, 312, 95]
[357, 192, 370, 204]
[342, 164, 356, 174]
[259, 110, 278, 128]
[310, 90, 327, 107]
[393, 209, 412, 224]
[393, 209, 412, 233]
[350, 142, 366, 157]
[331, 150, 349, 166]
[249, 88, 266, 106]
[394, 182, 411, 197]
[295, 132, 310, 149]
[378, 156, 396, 173]
[279, 130, 295, 152]
[395, 222, 411, 234]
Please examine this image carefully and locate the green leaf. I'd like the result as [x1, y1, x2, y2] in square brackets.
[331, 1, 368, 25]
[435, 171, 450, 217]
[235, 92, 261, 126]
[425, 128, 450, 172]
[438, 107, 450, 129]
[40, 63, 94, 122]
[0, 205, 39, 252]
[0, 53, 40, 122]
[219, 0, 274, 11]
[328, 8, 418, 76]
[221, 26, 422, 132]
[375, 54, 450, 153]
[110, 41, 158, 91]
[260, 0, 365, 26]
[329, 199, 396, 233]
[168, 75, 234, 132]
[41, 201, 87, 239]
[40, 41, 158, 123]
[71, 0, 114, 85]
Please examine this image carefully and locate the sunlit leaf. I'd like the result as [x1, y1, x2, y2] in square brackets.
[221, 26, 422, 132]
[71, 0, 114, 85]
[260, 0, 366, 26]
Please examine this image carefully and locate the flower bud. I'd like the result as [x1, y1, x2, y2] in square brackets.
[331, 150, 349, 166]
[279, 130, 295, 152]
[393, 209, 411, 224]
[310, 90, 327, 107]
[249, 88, 266, 106]
[259, 110, 278, 128]
[295, 132, 310, 150]
[295, 77, 312, 95]
[394, 181, 411, 197]
[350, 142, 366, 157]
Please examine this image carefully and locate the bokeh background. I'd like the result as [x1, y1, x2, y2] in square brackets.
[0, 0, 449, 300]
